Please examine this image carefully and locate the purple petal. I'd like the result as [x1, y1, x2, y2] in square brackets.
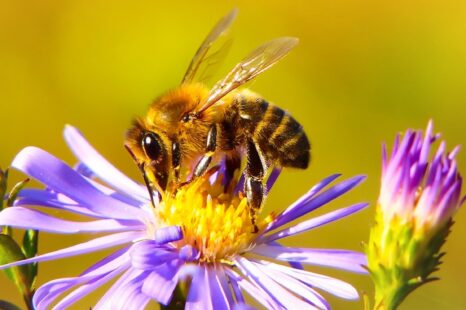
[130, 241, 178, 270]
[261, 260, 360, 300]
[33, 247, 130, 309]
[155, 226, 183, 244]
[234, 174, 246, 195]
[0, 207, 143, 233]
[98, 269, 150, 310]
[415, 178, 440, 222]
[207, 266, 233, 310]
[233, 303, 256, 310]
[252, 260, 329, 309]
[252, 245, 367, 274]
[177, 264, 202, 281]
[64, 125, 149, 202]
[261, 203, 368, 243]
[142, 261, 182, 305]
[419, 121, 433, 165]
[179, 245, 200, 261]
[34, 279, 74, 309]
[227, 270, 245, 304]
[449, 145, 461, 159]
[116, 292, 151, 310]
[434, 181, 461, 223]
[384, 131, 416, 184]
[442, 161, 458, 192]
[390, 134, 400, 159]
[74, 162, 95, 178]
[288, 261, 304, 270]
[409, 162, 428, 192]
[186, 266, 212, 310]
[427, 141, 446, 186]
[81, 247, 132, 276]
[269, 175, 365, 231]
[381, 143, 388, 176]
[266, 241, 305, 271]
[235, 257, 315, 309]
[226, 269, 280, 310]
[14, 189, 104, 218]
[94, 268, 141, 308]
[86, 177, 146, 208]
[48, 264, 129, 309]
[11, 147, 144, 220]
[267, 174, 341, 231]
[0, 231, 142, 269]
[266, 168, 282, 193]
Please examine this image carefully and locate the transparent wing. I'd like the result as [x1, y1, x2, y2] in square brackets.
[197, 37, 299, 113]
[181, 9, 238, 84]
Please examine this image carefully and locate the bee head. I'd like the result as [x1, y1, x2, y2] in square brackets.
[125, 121, 170, 193]
[141, 131, 164, 163]
[140, 130, 169, 191]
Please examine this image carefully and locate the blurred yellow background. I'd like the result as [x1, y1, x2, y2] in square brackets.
[1, 0, 465, 309]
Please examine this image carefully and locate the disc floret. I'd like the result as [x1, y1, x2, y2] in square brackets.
[157, 172, 272, 263]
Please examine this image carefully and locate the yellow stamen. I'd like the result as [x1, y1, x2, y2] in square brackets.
[156, 172, 273, 263]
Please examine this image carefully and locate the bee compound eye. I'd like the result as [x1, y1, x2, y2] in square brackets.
[181, 113, 190, 123]
[142, 132, 163, 161]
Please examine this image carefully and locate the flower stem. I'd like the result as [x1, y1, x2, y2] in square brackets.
[161, 282, 188, 309]
[373, 282, 409, 310]
[24, 290, 34, 310]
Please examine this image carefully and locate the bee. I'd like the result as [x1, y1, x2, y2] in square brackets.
[125, 9, 310, 222]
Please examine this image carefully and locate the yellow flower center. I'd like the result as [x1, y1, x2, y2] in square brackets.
[155, 171, 273, 263]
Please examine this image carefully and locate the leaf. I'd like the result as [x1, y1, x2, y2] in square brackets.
[0, 167, 8, 210]
[22, 229, 39, 286]
[0, 234, 32, 299]
[0, 300, 23, 310]
[1, 175, 29, 236]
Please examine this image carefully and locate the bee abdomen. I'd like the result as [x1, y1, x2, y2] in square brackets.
[242, 98, 310, 169]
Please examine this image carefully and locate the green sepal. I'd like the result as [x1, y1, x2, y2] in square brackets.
[7, 178, 30, 207]
[1, 176, 30, 235]
[367, 208, 453, 310]
[0, 234, 32, 299]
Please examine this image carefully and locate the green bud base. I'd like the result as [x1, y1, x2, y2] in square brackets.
[367, 208, 451, 310]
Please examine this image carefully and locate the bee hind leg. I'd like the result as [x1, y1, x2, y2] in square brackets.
[223, 152, 241, 191]
[244, 140, 267, 233]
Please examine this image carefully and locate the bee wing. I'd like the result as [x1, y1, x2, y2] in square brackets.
[181, 9, 238, 84]
[196, 37, 299, 113]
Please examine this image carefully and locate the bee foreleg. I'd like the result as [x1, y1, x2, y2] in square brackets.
[172, 141, 181, 182]
[193, 124, 217, 178]
[124, 144, 159, 207]
[244, 140, 266, 232]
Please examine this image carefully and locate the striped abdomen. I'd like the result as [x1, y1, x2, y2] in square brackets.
[237, 96, 310, 169]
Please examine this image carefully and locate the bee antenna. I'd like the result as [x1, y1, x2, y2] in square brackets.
[124, 144, 159, 208]
[141, 167, 159, 208]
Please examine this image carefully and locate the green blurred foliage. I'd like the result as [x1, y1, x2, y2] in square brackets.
[0, 0, 465, 309]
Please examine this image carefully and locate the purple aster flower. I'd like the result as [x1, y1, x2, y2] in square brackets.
[0, 126, 183, 309]
[378, 121, 463, 228]
[367, 121, 464, 309]
[1, 125, 368, 309]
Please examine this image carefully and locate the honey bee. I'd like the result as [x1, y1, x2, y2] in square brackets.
[125, 9, 310, 222]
